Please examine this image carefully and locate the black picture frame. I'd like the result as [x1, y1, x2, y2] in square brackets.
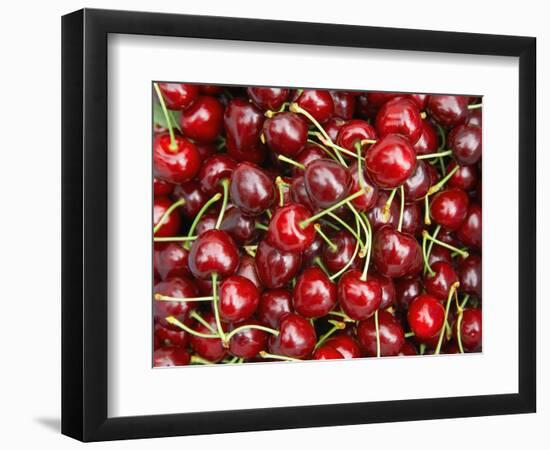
[62, 8, 536, 442]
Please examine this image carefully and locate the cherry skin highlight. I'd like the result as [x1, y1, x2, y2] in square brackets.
[293, 267, 337, 318]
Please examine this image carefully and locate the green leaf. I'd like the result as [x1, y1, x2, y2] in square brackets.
[153, 102, 182, 132]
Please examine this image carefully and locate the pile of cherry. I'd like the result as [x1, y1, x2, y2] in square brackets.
[152, 83, 482, 367]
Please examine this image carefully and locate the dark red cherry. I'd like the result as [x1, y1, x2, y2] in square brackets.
[395, 277, 423, 311]
[347, 162, 378, 212]
[255, 240, 302, 289]
[153, 134, 201, 184]
[313, 346, 344, 360]
[301, 233, 324, 268]
[199, 85, 223, 95]
[292, 144, 326, 176]
[366, 191, 399, 232]
[154, 178, 173, 196]
[228, 320, 268, 358]
[466, 108, 482, 127]
[293, 267, 337, 318]
[365, 134, 417, 189]
[403, 160, 431, 202]
[413, 119, 439, 155]
[407, 294, 445, 339]
[430, 188, 469, 230]
[195, 212, 217, 236]
[453, 308, 482, 352]
[330, 91, 356, 120]
[336, 120, 377, 153]
[366, 92, 401, 108]
[247, 87, 289, 111]
[322, 230, 361, 273]
[236, 255, 263, 290]
[172, 181, 207, 219]
[189, 311, 227, 362]
[324, 334, 361, 359]
[447, 161, 478, 191]
[263, 112, 308, 157]
[188, 229, 239, 279]
[338, 270, 382, 320]
[448, 124, 482, 165]
[198, 154, 238, 195]
[296, 89, 334, 123]
[368, 273, 397, 309]
[458, 254, 481, 298]
[226, 136, 266, 165]
[375, 97, 422, 143]
[153, 277, 197, 329]
[153, 196, 181, 237]
[401, 202, 423, 237]
[290, 176, 316, 212]
[230, 162, 275, 216]
[154, 242, 191, 280]
[180, 95, 224, 143]
[155, 323, 188, 348]
[398, 340, 417, 356]
[372, 226, 422, 278]
[304, 159, 351, 208]
[219, 275, 259, 323]
[427, 95, 469, 128]
[457, 203, 481, 249]
[154, 347, 191, 367]
[357, 310, 405, 357]
[220, 206, 257, 244]
[224, 98, 265, 154]
[409, 94, 428, 110]
[258, 289, 293, 328]
[266, 203, 315, 252]
[193, 142, 217, 160]
[158, 83, 199, 110]
[428, 245, 453, 267]
[424, 261, 458, 299]
[272, 313, 316, 359]
[325, 117, 347, 142]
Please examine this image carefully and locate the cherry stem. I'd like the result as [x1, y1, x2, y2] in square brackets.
[264, 102, 290, 118]
[326, 212, 366, 251]
[468, 103, 482, 110]
[211, 272, 226, 341]
[224, 324, 279, 343]
[155, 294, 214, 302]
[416, 150, 452, 160]
[428, 164, 459, 195]
[374, 310, 381, 358]
[434, 282, 460, 355]
[355, 142, 367, 191]
[360, 138, 377, 145]
[243, 245, 257, 257]
[166, 316, 220, 339]
[153, 82, 178, 151]
[423, 225, 441, 275]
[422, 230, 469, 258]
[275, 176, 289, 207]
[215, 179, 230, 229]
[277, 154, 305, 170]
[330, 211, 362, 281]
[153, 236, 197, 243]
[456, 312, 465, 354]
[359, 211, 373, 282]
[419, 343, 426, 355]
[315, 320, 346, 350]
[397, 185, 405, 232]
[422, 231, 435, 276]
[420, 111, 427, 119]
[185, 192, 222, 246]
[405, 331, 415, 338]
[423, 195, 431, 225]
[436, 123, 446, 151]
[314, 256, 331, 278]
[190, 355, 214, 365]
[255, 222, 269, 231]
[383, 188, 397, 223]
[309, 131, 350, 166]
[314, 224, 337, 251]
[327, 310, 355, 322]
[190, 310, 216, 334]
[320, 219, 341, 232]
[259, 351, 301, 362]
[300, 189, 366, 228]
[460, 294, 470, 310]
[307, 138, 338, 161]
[153, 198, 185, 235]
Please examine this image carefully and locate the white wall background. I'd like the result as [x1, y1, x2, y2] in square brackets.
[0, 0, 546, 448]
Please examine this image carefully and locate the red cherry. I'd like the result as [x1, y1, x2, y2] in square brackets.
[398, 340, 418, 356]
[424, 261, 458, 299]
[365, 134, 417, 189]
[153, 277, 197, 329]
[236, 255, 263, 290]
[430, 188, 469, 230]
[336, 119, 377, 153]
[293, 267, 337, 318]
[324, 334, 361, 359]
[271, 313, 316, 359]
[357, 310, 405, 357]
[375, 97, 422, 143]
[427, 95, 469, 127]
[247, 87, 289, 111]
[230, 162, 275, 216]
[428, 245, 453, 267]
[372, 226, 422, 278]
[301, 233, 324, 268]
[304, 159, 351, 208]
[407, 294, 445, 339]
[401, 202, 423, 237]
[313, 346, 344, 360]
[198, 154, 238, 195]
[290, 176, 316, 212]
[325, 117, 347, 142]
[348, 161, 379, 211]
[395, 277, 423, 311]
[172, 181, 207, 219]
[188, 230, 239, 279]
[263, 112, 308, 157]
[266, 203, 315, 252]
[223, 98, 265, 160]
[456, 203, 481, 249]
[255, 240, 302, 289]
[296, 89, 334, 123]
[154, 178, 173, 196]
[368, 273, 396, 310]
[337, 269, 382, 320]
[448, 124, 482, 165]
[403, 160, 431, 202]
[180, 95, 224, 143]
[189, 311, 227, 362]
[408, 94, 428, 110]
[153, 196, 181, 237]
[258, 289, 293, 328]
[220, 206, 258, 245]
[321, 230, 361, 273]
[155, 323, 188, 348]
[228, 320, 268, 358]
[447, 161, 478, 191]
[219, 275, 260, 323]
[195, 212, 217, 236]
[458, 254, 482, 298]
[453, 308, 482, 352]
[330, 91, 356, 120]
[158, 83, 199, 110]
[199, 85, 223, 95]
[466, 108, 482, 127]
[413, 119, 439, 155]
[366, 191, 399, 232]
[292, 144, 326, 176]
[154, 242, 191, 280]
[153, 134, 201, 184]
[366, 92, 401, 108]
[154, 347, 191, 367]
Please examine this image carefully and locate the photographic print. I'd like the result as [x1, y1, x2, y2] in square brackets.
[152, 83, 482, 367]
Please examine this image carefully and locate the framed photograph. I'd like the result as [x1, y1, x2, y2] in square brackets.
[62, 8, 536, 442]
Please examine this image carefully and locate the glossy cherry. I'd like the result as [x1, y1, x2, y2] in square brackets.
[447, 161, 478, 191]
[293, 267, 337, 318]
[453, 308, 482, 352]
[219, 275, 260, 323]
[153, 277, 197, 329]
[430, 188, 469, 230]
[180, 95, 224, 143]
[189, 311, 227, 362]
[456, 203, 481, 249]
[357, 310, 405, 357]
[153, 196, 181, 237]
[263, 112, 308, 157]
[258, 289, 293, 328]
[366, 92, 401, 108]
[228, 320, 268, 358]
[155, 323, 188, 348]
[322, 230, 361, 273]
[366, 191, 399, 232]
[223, 98, 265, 157]
[154, 347, 191, 367]
[313, 346, 344, 360]
[220, 206, 258, 244]
[230, 162, 275, 216]
[398, 340, 417, 356]
[247, 87, 289, 111]
[372, 226, 423, 278]
[424, 261, 458, 299]
[330, 91, 356, 120]
[413, 119, 439, 155]
[428, 245, 453, 267]
[458, 254, 482, 298]
[403, 160, 431, 202]
[427, 95, 469, 128]
[154, 178, 173, 196]
[324, 334, 362, 359]
[198, 154, 238, 195]
[304, 159, 351, 208]
[401, 202, 423, 237]
[188, 230, 239, 279]
[407, 294, 445, 339]
[337, 269, 382, 320]
[292, 144, 326, 176]
[296, 89, 334, 123]
[236, 255, 263, 290]
[154, 242, 191, 280]
[255, 240, 302, 289]
[266, 203, 315, 252]
[336, 120, 377, 153]
[395, 277, 423, 311]
[301, 233, 324, 268]
[153, 134, 201, 184]
[172, 181, 207, 219]
[448, 124, 482, 165]
[368, 272, 397, 309]
[375, 97, 422, 143]
[158, 83, 199, 110]
[325, 117, 347, 142]
[271, 313, 316, 359]
[290, 176, 316, 212]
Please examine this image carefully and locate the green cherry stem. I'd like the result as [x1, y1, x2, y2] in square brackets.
[255, 222, 269, 231]
[423, 194, 431, 225]
[416, 150, 453, 160]
[290, 102, 331, 144]
[166, 316, 220, 339]
[309, 131, 350, 166]
[307, 139, 338, 161]
[185, 192, 222, 246]
[155, 294, 214, 302]
[374, 310, 381, 358]
[456, 312, 465, 354]
[153, 236, 197, 243]
[210, 272, 226, 342]
[153, 82, 178, 151]
[434, 281, 460, 355]
[224, 324, 279, 343]
[243, 245, 257, 257]
[326, 212, 366, 251]
[397, 185, 405, 232]
[314, 224, 337, 251]
[153, 198, 185, 235]
[355, 142, 366, 189]
[277, 154, 305, 170]
[275, 176, 289, 207]
[405, 331, 415, 338]
[468, 103, 482, 110]
[422, 231, 435, 276]
[359, 211, 373, 282]
[423, 225, 441, 275]
[314, 257, 332, 278]
[383, 188, 398, 222]
[190, 355, 215, 365]
[314, 320, 346, 350]
[422, 230, 469, 258]
[427, 164, 459, 195]
[300, 189, 366, 228]
[436, 123, 446, 151]
[190, 310, 217, 334]
[215, 178, 230, 229]
[259, 351, 301, 362]
[327, 310, 355, 322]
[460, 294, 470, 310]
[330, 212, 362, 281]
